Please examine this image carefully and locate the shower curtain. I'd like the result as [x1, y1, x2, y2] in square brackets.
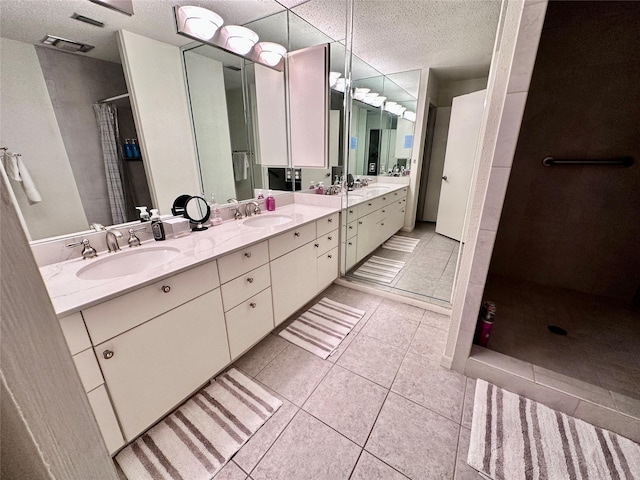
[93, 103, 127, 224]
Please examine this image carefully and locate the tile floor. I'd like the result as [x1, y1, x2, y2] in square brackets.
[206, 284, 482, 480]
[346, 222, 460, 304]
[484, 274, 640, 401]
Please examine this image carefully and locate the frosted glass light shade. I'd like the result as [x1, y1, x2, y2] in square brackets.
[219, 25, 259, 54]
[334, 78, 346, 92]
[254, 42, 287, 66]
[176, 6, 223, 40]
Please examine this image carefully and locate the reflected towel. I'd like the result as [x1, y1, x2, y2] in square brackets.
[232, 152, 249, 181]
[3, 151, 42, 204]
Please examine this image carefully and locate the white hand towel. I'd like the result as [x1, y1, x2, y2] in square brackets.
[232, 152, 248, 181]
[16, 155, 42, 204]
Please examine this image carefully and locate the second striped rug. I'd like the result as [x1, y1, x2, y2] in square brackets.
[279, 297, 366, 359]
[352, 255, 406, 283]
[116, 368, 282, 480]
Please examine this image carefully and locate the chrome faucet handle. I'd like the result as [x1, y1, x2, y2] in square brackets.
[127, 226, 145, 247]
[245, 201, 261, 216]
[66, 238, 98, 259]
[227, 198, 243, 220]
[89, 223, 105, 231]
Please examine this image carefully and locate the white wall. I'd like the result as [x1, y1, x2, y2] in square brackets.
[0, 38, 88, 240]
[183, 51, 236, 204]
[118, 30, 201, 215]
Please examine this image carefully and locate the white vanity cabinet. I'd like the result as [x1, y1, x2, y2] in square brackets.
[270, 213, 340, 326]
[58, 312, 124, 454]
[341, 186, 408, 270]
[83, 260, 230, 442]
[218, 241, 274, 360]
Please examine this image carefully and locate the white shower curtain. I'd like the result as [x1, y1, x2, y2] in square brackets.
[93, 103, 126, 224]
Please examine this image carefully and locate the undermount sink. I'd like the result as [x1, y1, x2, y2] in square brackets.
[364, 187, 390, 196]
[243, 214, 293, 227]
[345, 194, 364, 206]
[77, 247, 182, 280]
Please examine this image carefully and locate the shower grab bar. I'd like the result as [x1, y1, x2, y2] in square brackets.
[542, 156, 634, 167]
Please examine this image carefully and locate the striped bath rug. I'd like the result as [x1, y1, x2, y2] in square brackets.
[352, 256, 405, 283]
[116, 368, 282, 480]
[382, 235, 420, 253]
[279, 297, 365, 359]
[468, 379, 640, 480]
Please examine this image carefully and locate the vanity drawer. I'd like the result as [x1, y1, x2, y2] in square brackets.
[59, 311, 91, 355]
[359, 197, 381, 217]
[315, 229, 339, 257]
[317, 247, 339, 290]
[344, 205, 359, 220]
[217, 241, 269, 284]
[225, 287, 274, 360]
[269, 222, 316, 260]
[342, 219, 358, 240]
[73, 348, 104, 393]
[220, 263, 271, 312]
[391, 187, 408, 200]
[316, 212, 339, 237]
[83, 260, 219, 345]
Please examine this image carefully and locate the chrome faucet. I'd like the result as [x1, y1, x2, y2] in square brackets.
[245, 201, 261, 217]
[105, 228, 122, 252]
[227, 198, 243, 220]
[66, 238, 98, 259]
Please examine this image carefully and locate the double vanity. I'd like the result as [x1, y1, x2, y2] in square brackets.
[39, 183, 408, 454]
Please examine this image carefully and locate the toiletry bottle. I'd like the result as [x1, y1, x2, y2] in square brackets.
[135, 206, 150, 222]
[210, 194, 222, 226]
[131, 139, 141, 158]
[150, 209, 165, 241]
[309, 181, 316, 191]
[124, 139, 133, 158]
[257, 189, 264, 200]
[266, 190, 276, 211]
[316, 182, 324, 195]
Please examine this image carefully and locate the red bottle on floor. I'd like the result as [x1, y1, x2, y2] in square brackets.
[474, 301, 496, 347]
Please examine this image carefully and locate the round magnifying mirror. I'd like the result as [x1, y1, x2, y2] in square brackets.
[184, 196, 210, 231]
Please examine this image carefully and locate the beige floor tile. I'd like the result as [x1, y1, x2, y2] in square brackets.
[234, 334, 290, 377]
[337, 334, 406, 388]
[350, 451, 409, 480]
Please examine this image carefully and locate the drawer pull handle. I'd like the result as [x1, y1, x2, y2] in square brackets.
[368, 203, 372, 206]
[382, 210, 386, 213]
[294, 232, 300, 237]
[348, 242, 353, 245]
[328, 236, 333, 240]
[328, 255, 332, 259]
[314, 243, 320, 248]
[395, 192, 398, 195]
[328, 218, 333, 223]
[358, 221, 363, 225]
[349, 209, 354, 214]
[244, 252, 252, 258]
[349, 226, 353, 230]
[250, 302, 257, 308]
[103, 350, 114, 360]
[161, 285, 171, 293]
[247, 277, 254, 283]
[381, 223, 385, 226]
[383, 197, 386, 200]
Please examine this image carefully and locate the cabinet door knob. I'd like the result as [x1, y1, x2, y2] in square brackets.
[328, 255, 332, 259]
[250, 302, 257, 308]
[348, 242, 352, 245]
[328, 236, 332, 240]
[368, 203, 372, 206]
[382, 210, 386, 213]
[161, 285, 171, 293]
[244, 252, 252, 258]
[103, 350, 114, 360]
[442, 175, 448, 181]
[314, 243, 320, 248]
[381, 223, 385, 226]
[328, 218, 333, 223]
[349, 226, 353, 230]
[395, 192, 398, 196]
[383, 197, 386, 200]
[247, 277, 254, 283]
[358, 221, 363, 225]
[294, 232, 300, 237]
[349, 209, 354, 214]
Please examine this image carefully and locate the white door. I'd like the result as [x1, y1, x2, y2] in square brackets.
[436, 89, 486, 241]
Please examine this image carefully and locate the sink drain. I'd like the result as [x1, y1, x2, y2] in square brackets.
[548, 325, 568, 336]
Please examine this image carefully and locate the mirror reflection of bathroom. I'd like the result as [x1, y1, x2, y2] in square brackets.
[342, 63, 496, 305]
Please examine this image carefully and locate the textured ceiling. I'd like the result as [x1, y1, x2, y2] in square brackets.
[0, 0, 500, 95]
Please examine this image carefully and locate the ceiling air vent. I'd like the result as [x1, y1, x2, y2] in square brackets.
[42, 35, 95, 53]
[71, 13, 105, 28]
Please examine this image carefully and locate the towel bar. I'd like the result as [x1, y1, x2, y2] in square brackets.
[542, 156, 634, 167]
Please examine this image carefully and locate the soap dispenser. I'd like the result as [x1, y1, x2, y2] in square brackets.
[209, 194, 222, 226]
[136, 206, 150, 222]
[150, 209, 165, 241]
[266, 190, 276, 211]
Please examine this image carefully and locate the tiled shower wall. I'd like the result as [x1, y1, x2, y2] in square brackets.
[444, 0, 549, 371]
[489, 1, 640, 302]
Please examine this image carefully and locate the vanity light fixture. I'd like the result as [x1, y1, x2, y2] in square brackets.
[403, 111, 416, 122]
[334, 78, 347, 92]
[254, 42, 287, 67]
[175, 6, 223, 40]
[329, 71, 341, 87]
[354, 87, 370, 100]
[219, 25, 259, 55]
[371, 96, 386, 107]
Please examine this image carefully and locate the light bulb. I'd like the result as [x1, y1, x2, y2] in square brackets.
[219, 25, 259, 54]
[255, 42, 287, 66]
[177, 6, 223, 40]
[329, 72, 341, 87]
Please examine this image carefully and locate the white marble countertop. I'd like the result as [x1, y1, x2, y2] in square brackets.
[41, 203, 340, 317]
